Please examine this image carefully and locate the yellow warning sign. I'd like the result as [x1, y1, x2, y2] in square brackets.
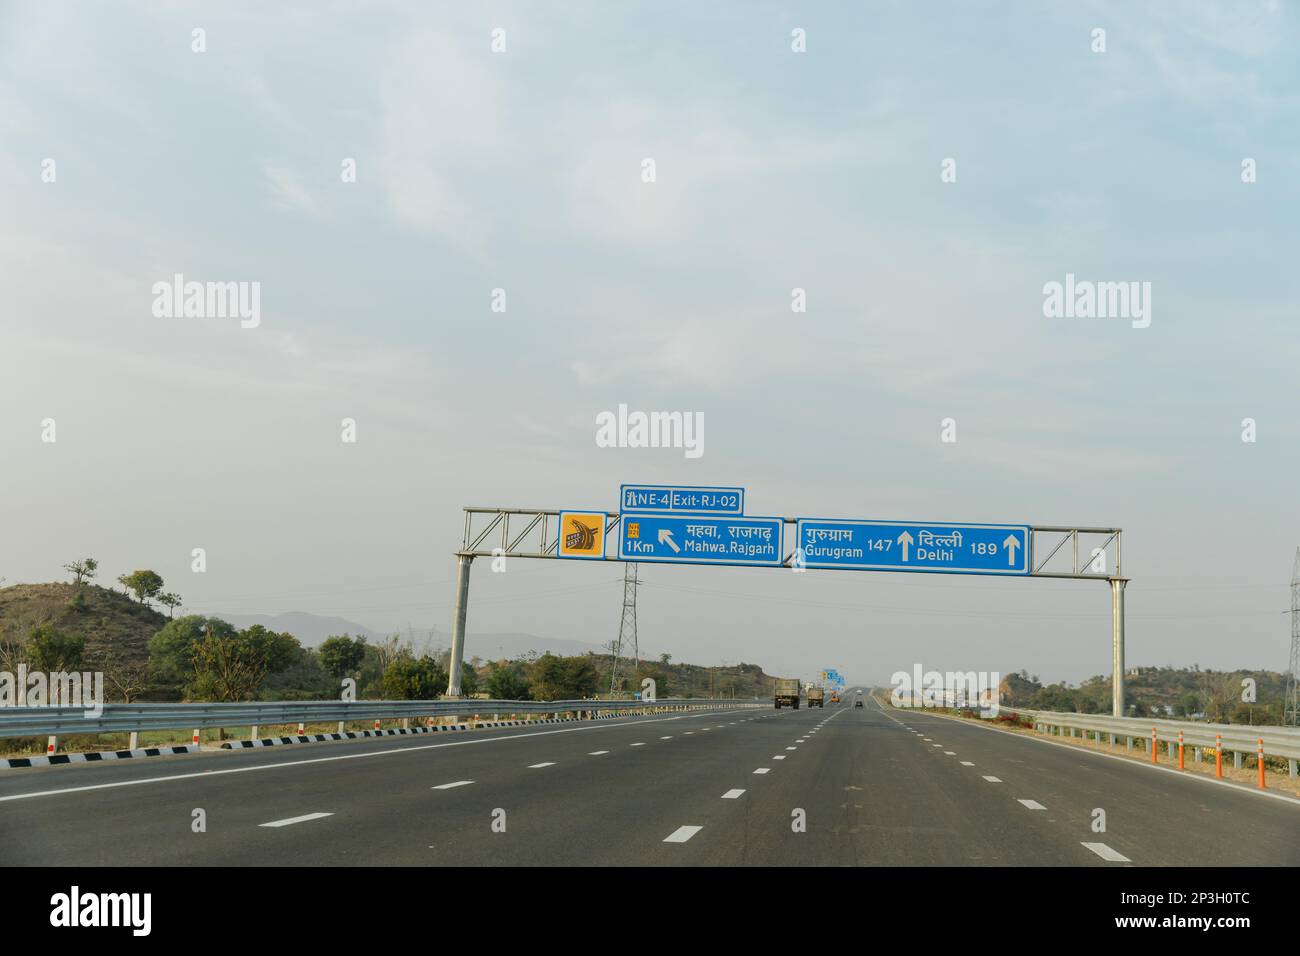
[557, 511, 606, 560]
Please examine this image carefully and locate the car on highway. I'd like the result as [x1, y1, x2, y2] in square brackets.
[854, 699, 864, 708]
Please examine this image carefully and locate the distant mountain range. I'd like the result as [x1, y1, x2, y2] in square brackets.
[207, 611, 624, 660]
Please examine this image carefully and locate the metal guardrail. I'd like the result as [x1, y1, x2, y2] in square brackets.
[1010, 707, 1300, 763]
[0, 698, 766, 740]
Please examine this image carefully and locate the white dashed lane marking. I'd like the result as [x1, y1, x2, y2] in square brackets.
[588, 751, 609, 756]
[663, 826, 702, 843]
[1018, 799, 1046, 810]
[528, 762, 555, 769]
[753, 768, 771, 774]
[630, 742, 645, 747]
[960, 761, 974, 766]
[259, 812, 333, 828]
[1082, 842, 1132, 862]
[431, 781, 474, 790]
[982, 776, 1002, 783]
[721, 789, 746, 799]
[772, 755, 787, 760]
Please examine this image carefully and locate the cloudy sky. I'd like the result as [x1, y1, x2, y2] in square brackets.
[2, 1, 1297, 686]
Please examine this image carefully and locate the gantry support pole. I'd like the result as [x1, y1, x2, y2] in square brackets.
[446, 554, 474, 697]
[1110, 577, 1128, 717]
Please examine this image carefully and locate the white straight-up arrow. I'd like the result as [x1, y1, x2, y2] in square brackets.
[1003, 534, 1021, 567]
[897, 530, 913, 561]
[658, 529, 681, 553]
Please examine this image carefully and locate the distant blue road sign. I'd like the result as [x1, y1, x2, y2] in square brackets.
[796, 519, 1030, 575]
[619, 513, 782, 567]
[619, 484, 744, 516]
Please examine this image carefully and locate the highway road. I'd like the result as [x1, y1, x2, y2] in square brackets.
[1, 694, 1295, 866]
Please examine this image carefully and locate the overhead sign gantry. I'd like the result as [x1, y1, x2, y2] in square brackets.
[446, 484, 1128, 716]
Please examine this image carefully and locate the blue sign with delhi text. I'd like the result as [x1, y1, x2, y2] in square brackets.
[796, 519, 1030, 576]
[619, 513, 782, 567]
[619, 484, 744, 516]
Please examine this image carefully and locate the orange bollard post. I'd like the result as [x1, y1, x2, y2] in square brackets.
[1151, 727, 1158, 763]
[1257, 738, 1266, 789]
[1215, 733, 1223, 778]
[1178, 730, 1185, 770]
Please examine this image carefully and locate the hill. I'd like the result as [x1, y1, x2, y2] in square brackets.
[0, 582, 167, 670]
[202, 612, 383, 647]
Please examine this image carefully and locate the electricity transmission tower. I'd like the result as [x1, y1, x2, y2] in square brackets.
[609, 563, 640, 695]
[1287, 548, 1300, 726]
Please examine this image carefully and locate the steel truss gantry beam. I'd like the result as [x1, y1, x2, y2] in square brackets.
[446, 507, 1128, 715]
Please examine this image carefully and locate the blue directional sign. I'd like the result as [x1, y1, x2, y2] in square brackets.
[619, 513, 782, 567]
[619, 484, 744, 516]
[796, 519, 1030, 575]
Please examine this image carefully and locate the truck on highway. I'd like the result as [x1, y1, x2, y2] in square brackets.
[807, 686, 825, 708]
[774, 677, 801, 709]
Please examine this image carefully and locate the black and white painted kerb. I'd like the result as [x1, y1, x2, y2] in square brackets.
[0, 708, 696, 769]
[221, 715, 604, 749]
[1, 744, 198, 770]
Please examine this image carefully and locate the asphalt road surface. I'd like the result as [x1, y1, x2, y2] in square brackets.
[1, 696, 1295, 866]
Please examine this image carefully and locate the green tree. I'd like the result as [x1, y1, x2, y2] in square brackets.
[156, 592, 183, 618]
[118, 569, 164, 605]
[459, 661, 479, 696]
[26, 623, 86, 671]
[526, 653, 598, 701]
[63, 557, 98, 585]
[189, 625, 300, 702]
[149, 615, 238, 689]
[319, 634, 368, 679]
[262, 644, 336, 700]
[486, 661, 531, 700]
[381, 656, 446, 700]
